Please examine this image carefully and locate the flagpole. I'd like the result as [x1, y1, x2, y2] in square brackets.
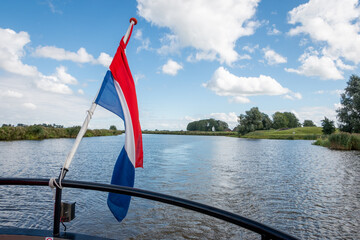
[124, 18, 137, 44]
[62, 102, 97, 168]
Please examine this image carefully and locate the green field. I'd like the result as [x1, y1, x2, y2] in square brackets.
[142, 127, 323, 140]
[240, 127, 323, 140]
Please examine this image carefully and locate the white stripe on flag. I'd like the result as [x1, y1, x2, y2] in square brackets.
[114, 80, 136, 166]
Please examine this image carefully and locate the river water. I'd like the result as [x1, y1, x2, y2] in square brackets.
[0, 134, 359, 239]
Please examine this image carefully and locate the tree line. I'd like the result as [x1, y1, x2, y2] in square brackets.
[236, 107, 316, 135]
[0, 124, 122, 141]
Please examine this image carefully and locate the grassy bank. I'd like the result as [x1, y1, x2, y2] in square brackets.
[240, 127, 322, 140]
[0, 125, 123, 141]
[313, 132, 360, 150]
[142, 130, 237, 136]
[142, 127, 323, 140]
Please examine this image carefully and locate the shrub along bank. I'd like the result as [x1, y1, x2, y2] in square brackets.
[0, 125, 122, 141]
[313, 132, 360, 150]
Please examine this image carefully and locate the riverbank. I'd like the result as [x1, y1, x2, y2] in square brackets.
[142, 127, 323, 140]
[0, 125, 325, 141]
[0, 125, 122, 141]
[313, 132, 360, 150]
[239, 127, 322, 140]
[142, 130, 236, 136]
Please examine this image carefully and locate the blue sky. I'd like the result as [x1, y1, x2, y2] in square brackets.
[0, 0, 359, 130]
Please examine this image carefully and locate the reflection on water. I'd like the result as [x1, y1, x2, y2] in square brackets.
[0, 135, 359, 239]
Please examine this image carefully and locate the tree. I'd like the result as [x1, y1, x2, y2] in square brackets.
[109, 125, 117, 131]
[303, 120, 316, 127]
[283, 112, 301, 128]
[261, 113, 272, 130]
[186, 119, 229, 131]
[321, 117, 336, 135]
[238, 107, 263, 135]
[272, 112, 288, 129]
[336, 74, 360, 133]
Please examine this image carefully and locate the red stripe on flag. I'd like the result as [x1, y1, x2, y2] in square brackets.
[110, 38, 143, 168]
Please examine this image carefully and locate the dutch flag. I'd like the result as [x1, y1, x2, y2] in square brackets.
[95, 19, 143, 222]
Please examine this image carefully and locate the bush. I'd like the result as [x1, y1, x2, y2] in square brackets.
[328, 133, 352, 150]
[350, 134, 360, 150]
[66, 126, 81, 138]
[313, 138, 330, 147]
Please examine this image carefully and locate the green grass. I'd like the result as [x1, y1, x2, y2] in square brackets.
[142, 130, 237, 136]
[241, 127, 323, 140]
[143, 127, 323, 140]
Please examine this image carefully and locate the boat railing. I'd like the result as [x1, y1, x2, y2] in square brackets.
[0, 178, 298, 240]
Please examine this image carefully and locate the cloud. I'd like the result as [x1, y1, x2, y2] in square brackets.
[284, 92, 302, 100]
[161, 59, 183, 75]
[285, 49, 343, 80]
[134, 73, 145, 84]
[287, 0, 360, 78]
[0, 73, 90, 127]
[243, 44, 259, 53]
[334, 103, 343, 110]
[157, 34, 179, 55]
[34, 46, 112, 67]
[137, 0, 260, 65]
[229, 96, 251, 103]
[0, 28, 117, 128]
[23, 102, 37, 110]
[186, 51, 217, 63]
[134, 29, 152, 53]
[1, 90, 23, 98]
[46, 0, 63, 14]
[54, 66, 77, 85]
[315, 89, 344, 95]
[184, 116, 200, 122]
[34, 66, 77, 94]
[96, 52, 112, 67]
[293, 106, 338, 126]
[210, 112, 238, 128]
[35, 46, 94, 62]
[0, 28, 38, 77]
[203, 67, 297, 103]
[335, 59, 356, 70]
[267, 24, 281, 35]
[263, 47, 287, 65]
[35, 76, 73, 94]
[0, 28, 78, 95]
[78, 89, 84, 95]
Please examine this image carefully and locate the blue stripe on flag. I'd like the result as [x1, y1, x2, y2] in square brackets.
[107, 147, 135, 222]
[95, 71, 124, 120]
